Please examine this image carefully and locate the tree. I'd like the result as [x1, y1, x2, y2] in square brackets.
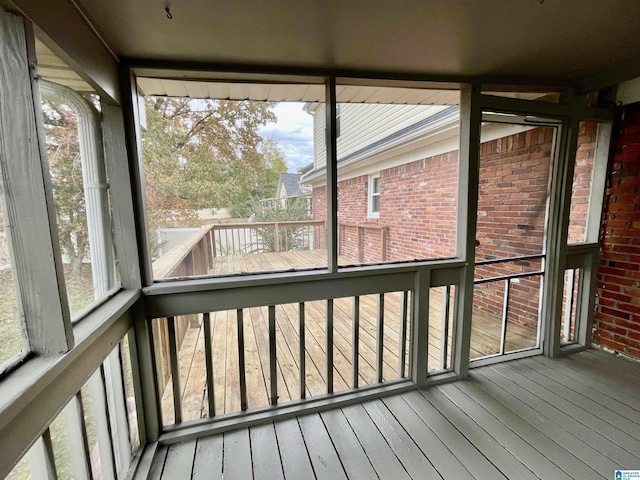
[42, 101, 88, 277]
[229, 137, 288, 217]
[142, 97, 279, 226]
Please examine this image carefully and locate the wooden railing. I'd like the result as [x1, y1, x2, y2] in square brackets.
[152, 285, 415, 427]
[338, 222, 389, 263]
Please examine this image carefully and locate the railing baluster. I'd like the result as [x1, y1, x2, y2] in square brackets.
[326, 299, 334, 394]
[440, 285, 451, 370]
[299, 302, 306, 399]
[499, 279, 511, 355]
[63, 393, 91, 480]
[203, 312, 216, 417]
[564, 269, 576, 341]
[269, 305, 278, 405]
[89, 367, 117, 480]
[398, 291, 408, 378]
[166, 317, 182, 424]
[352, 296, 360, 388]
[376, 294, 385, 383]
[237, 309, 248, 411]
[27, 431, 57, 480]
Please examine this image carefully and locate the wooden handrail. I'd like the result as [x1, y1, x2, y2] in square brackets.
[338, 222, 389, 263]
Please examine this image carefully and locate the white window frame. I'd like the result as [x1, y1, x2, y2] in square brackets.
[368, 174, 381, 218]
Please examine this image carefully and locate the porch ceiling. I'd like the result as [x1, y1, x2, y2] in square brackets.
[73, 0, 640, 83]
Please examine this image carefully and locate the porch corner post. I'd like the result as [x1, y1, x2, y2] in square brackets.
[326, 76, 339, 272]
[453, 83, 482, 379]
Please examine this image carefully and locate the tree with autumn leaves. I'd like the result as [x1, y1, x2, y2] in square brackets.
[142, 97, 288, 227]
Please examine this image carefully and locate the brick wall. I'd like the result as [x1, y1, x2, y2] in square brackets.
[474, 127, 554, 328]
[593, 102, 640, 358]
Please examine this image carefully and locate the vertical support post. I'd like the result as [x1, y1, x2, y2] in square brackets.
[453, 84, 482, 378]
[352, 296, 360, 388]
[381, 228, 388, 262]
[357, 226, 364, 263]
[119, 65, 154, 287]
[499, 279, 511, 355]
[299, 302, 306, 400]
[412, 268, 430, 387]
[203, 312, 216, 416]
[274, 223, 280, 253]
[440, 286, 451, 370]
[133, 307, 159, 443]
[326, 299, 334, 394]
[268, 305, 278, 406]
[102, 103, 142, 290]
[376, 294, 385, 383]
[542, 116, 579, 357]
[166, 318, 182, 424]
[237, 309, 248, 411]
[326, 77, 339, 272]
[398, 291, 408, 378]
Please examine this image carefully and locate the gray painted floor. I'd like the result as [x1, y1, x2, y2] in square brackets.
[148, 349, 640, 479]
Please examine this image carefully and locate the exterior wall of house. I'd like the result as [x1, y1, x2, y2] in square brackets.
[593, 102, 640, 358]
[311, 103, 448, 168]
[313, 127, 555, 329]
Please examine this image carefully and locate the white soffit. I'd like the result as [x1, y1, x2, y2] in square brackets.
[137, 78, 463, 105]
[35, 39, 94, 93]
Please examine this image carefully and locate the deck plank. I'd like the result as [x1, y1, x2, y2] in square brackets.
[250, 424, 285, 480]
[361, 399, 443, 480]
[437, 382, 573, 480]
[531, 355, 640, 412]
[401, 390, 508, 480]
[419, 387, 539, 480]
[222, 429, 252, 480]
[382, 394, 475, 480]
[297, 413, 348, 480]
[274, 418, 315, 480]
[456, 376, 602, 479]
[320, 408, 378, 479]
[160, 440, 196, 479]
[191, 436, 223, 480]
[502, 361, 640, 443]
[523, 356, 640, 424]
[478, 365, 619, 477]
[341, 403, 411, 479]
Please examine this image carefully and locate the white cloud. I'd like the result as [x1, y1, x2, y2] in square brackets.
[259, 102, 315, 173]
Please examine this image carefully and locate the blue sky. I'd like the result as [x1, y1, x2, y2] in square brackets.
[259, 102, 314, 173]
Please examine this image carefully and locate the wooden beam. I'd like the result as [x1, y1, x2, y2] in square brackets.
[0, 10, 73, 355]
[102, 103, 142, 290]
[453, 83, 482, 378]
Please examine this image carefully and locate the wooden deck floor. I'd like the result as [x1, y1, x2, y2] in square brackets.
[159, 250, 538, 424]
[149, 349, 640, 480]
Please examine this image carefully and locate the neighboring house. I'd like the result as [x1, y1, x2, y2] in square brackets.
[261, 172, 312, 214]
